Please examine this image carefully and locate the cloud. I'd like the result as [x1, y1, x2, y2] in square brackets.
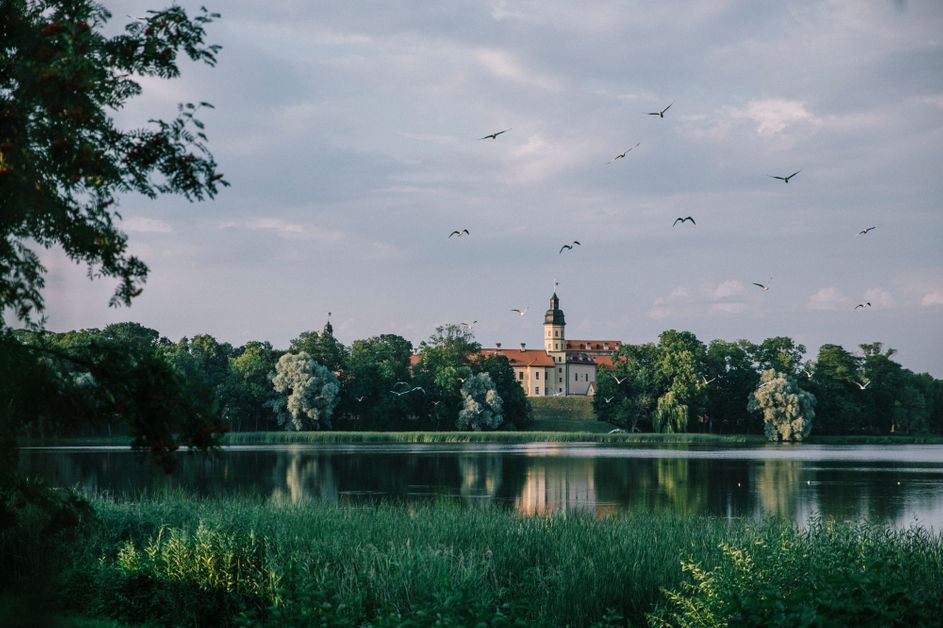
[735, 99, 818, 136]
[123, 217, 172, 233]
[808, 287, 849, 310]
[863, 288, 894, 308]
[711, 280, 744, 300]
[706, 280, 745, 314]
[922, 291, 943, 306]
[649, 286, 689, 320]
[473, 47, 565, 92]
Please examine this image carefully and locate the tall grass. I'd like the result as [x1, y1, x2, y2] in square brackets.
[38, 492, 942, 626]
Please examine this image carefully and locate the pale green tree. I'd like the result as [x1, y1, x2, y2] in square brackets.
[456, 372, 503, 431]
[654, 390, 688, 433]
[748, 369, 816, 441]
[268, 352, 339, 431]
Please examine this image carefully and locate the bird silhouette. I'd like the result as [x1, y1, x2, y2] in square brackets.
[511, 308, 528, 316]
[647, 103, 673, 118]
[753, 282, 770, 291]
[857, 226, 878, 236]
[449, 229, 469, 238]
[855, 380, 870, 390]
[608, 142, 640, 163]
[480, 128, 510, 140]
[770, 170, 801, 183]
[702, 376, 717, 385]
[559, 240, 581, 254]
[604, 396, 615, 404]
[611, 374, 627, 384]
[673, 216, 695, 226]
[855, 302, 872, 310]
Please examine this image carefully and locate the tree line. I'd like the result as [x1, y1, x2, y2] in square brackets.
[593, 330, 943, 437]
[9, 321, 533, 439]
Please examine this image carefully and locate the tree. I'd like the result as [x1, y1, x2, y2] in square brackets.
[704, 339, 761, 434]
[413, 324, 481, 428]
[807, 344, 865, 435]
[268, 352, 339, 431]
[289, 328, 349, 373]
[456, 372, 503, 431]
[749, 337, 806, 378]
[748, 369, 816, 442]
[225, 341, 281, 431]
[471, 353, 531, 430]
[1, 1, 227, 326]
[339, 334, 413, 430]
[594, 343, 660, 432]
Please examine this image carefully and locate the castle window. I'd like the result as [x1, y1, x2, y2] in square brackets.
[574, 373, 578, 381]
[554, 330, 559, 337]
[535, 387, 540, 395]
[536, 372, 540, 380]
[518, 372, 523, 380]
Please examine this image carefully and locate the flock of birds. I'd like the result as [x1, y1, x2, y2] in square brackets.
[442, 101, 883, 348]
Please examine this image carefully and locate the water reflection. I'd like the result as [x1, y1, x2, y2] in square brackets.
[18, 444, 943, 529]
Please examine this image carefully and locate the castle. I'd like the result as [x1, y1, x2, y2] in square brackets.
[480, 293, 621, 397]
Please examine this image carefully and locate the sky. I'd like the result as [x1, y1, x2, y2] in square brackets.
[39, 0, 943, 376]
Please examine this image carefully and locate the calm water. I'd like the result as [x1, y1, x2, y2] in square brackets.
[19, 442, 943, 529]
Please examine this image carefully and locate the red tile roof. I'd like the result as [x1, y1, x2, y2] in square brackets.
[564, 339, 623, 353]
[477, 348, 555, 367]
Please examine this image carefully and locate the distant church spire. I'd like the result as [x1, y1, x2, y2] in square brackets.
[323, 311, 333, 336]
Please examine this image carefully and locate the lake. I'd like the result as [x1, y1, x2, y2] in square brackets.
[19, 442, 943, 529]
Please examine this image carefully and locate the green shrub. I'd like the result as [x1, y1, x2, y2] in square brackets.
[650, 517, 943, 627]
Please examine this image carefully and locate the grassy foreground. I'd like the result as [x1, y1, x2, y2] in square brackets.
[4, 491, 941, 627]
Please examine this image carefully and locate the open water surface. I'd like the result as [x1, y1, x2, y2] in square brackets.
[19, 442, 943, 529]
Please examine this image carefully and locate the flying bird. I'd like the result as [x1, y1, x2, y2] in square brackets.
[855, 380, 870, 390]
[461, 320, 478, 329]
[511, 308, 528, 316]
[770, 170, 801, 183]
[611, 374, 627, 384]
[391, 386, 425, 396]
[559, 240, 581, 254]
[673, 216, 695, 226]
[855, 302, 872, 310]
[480, 128, 510, 140]
[604, 396, 615, 404]
[753, 282, 770, 291]
[702, 376, 717, 385]
[608, 142, 640, 163]
[857, 226, 878, 236]
[449, 229, 470, 238]
[647, 103, 673, 118]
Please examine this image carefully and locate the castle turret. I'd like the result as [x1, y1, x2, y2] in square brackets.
[544, 292, 566, 356]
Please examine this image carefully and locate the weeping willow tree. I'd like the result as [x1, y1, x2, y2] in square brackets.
[456, 372, 503, 431]
[654, 391, 688, 433]
[748, 369, 816, 441]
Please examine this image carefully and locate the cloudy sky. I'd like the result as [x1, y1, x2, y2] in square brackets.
[42, 1, 943, 375]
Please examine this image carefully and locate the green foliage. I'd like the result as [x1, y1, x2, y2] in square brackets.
[338, 334, 414, 430]
[655, 391, 688, 433]
[472, 352, 532, 429]
[456, 372, 503, 430]
[650, 518, 943, 627]
[748, 370, 816, 442]
[1, 329, 226, 476]
[268, 352, 340, 431]
[0, 0, 226, 327]
[225, 341, 281, 432]
[289, 328, 349, 372]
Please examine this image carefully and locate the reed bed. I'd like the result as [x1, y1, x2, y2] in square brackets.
[33, 491, 939, 626]
[220, 430, 768, 447]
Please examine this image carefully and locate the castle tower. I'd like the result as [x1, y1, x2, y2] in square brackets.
[544, 292, 566, 360]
